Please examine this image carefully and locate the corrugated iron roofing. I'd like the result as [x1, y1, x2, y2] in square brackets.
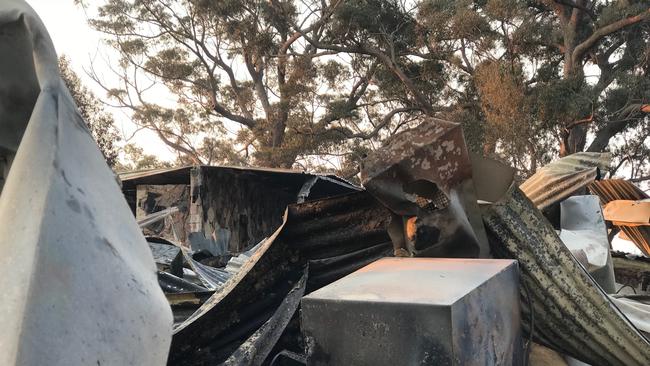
[520, 152, 611, 210]
[588, 179, 650, 256]
[483, 185, 650, 366]
[118, 165, 360, 190]
[168, 191, 393, 365]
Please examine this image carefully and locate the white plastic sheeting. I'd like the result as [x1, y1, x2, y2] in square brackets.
[0, 1, 172, 365]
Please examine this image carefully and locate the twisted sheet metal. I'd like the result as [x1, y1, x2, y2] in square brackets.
[588, 180, 650, 256]
[360, 118, 490, 258]
[483, 185, 650, 366]
[0, 2, 172, 364]
[520, 152, 611, 210]
[168, 192, 392, 365]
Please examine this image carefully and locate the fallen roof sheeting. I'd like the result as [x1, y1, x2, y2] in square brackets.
[169, 191, 392, 365]
[520, 152, 611, 210]
[603, 200, 650, 227]
[119, 165, 360, 194]
[558, 195, 616, 293]
[0, 1, 173, 365]
[483, 185, 650, 366]
[589, 180, 650, 256]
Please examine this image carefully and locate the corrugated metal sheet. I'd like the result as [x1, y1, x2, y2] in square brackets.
[520, 152, 611, 210]
[119, 165, 360, 191]
[589, 180, 650, 256]
[168, 191, 392, 365]
[483, 185, 650, 366]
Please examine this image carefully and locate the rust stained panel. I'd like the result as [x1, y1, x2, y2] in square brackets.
[589, 180, 650, 256]
[361, 118, 473, 213]
[483, 185, 650, 366]
[520, 152, 611, 210]
[360, 118, 489, 258]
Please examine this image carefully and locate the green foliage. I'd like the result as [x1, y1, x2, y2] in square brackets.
[82, 0, 650, 181]
[331, 0, 417, 50]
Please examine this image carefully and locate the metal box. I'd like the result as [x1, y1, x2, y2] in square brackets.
[301, 258, 522, 365]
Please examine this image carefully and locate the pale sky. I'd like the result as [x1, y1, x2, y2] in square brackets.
[26, 0, 177, 162]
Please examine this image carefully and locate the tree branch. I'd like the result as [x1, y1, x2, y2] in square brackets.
[350, 107, 420, 139]
[573, 8, 650, 64]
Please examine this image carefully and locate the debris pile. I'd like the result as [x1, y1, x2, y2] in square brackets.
[1, 1, 649, 366]
[118, 121, 650, 366]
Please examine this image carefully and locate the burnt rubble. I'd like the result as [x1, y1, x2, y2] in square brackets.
[1, 1, 650, 366]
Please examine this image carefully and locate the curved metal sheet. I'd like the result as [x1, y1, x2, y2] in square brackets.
[223, 271, 308, 366]
[0, 1, 173, 365]
[360, 118, 489, 258]
[520, 152, 611, 210]
[168, 192, 392, 365]
[483, 185, 650, 366]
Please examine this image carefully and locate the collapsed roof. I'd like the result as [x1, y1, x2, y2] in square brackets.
[1, 1, 649, 365]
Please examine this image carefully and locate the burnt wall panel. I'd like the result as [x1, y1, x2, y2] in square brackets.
[136, 184, 190, 244]
[198, 168, 296, 253]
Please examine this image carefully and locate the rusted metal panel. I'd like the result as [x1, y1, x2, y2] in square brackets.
[168, 191, 392, 365]
[301, 258, 522, 366]
[361, 118, 489, 258]
[520, 152, 611, 211]
[483, 185, 650, 366]
[589, 180, 650, 256]
[603, 200, 650, 226]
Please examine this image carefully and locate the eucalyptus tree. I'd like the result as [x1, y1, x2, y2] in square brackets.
[84, 0, 649, 181]
[85, 0, 422, 169]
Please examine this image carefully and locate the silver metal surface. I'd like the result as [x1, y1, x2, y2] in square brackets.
[302, 257, 522, 365]
[559, 196, 616, 293]
[0, 1, 173, 364]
